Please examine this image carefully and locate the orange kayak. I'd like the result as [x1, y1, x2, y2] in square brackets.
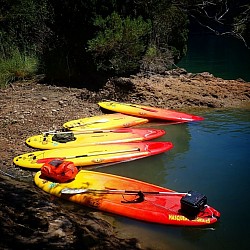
[98, 101, 204, 122]
[34, 170, 220, 226]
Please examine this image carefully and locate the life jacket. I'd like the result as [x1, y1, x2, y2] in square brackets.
[41, 159, 78, 183]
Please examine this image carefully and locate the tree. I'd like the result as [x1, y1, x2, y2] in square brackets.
[87, 12, 151, 75]
[0, 0, 52, 58]
[174, 0, 250, 48]
[2, 0, 248, 85]
[0, 0, 52, 85]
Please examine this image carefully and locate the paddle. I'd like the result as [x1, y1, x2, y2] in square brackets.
[61, 188, 190, 196]
[127, 104, 157, 113]
[43, 128, 132, 136]
[65, 118, 110, 129]
[107, 101, 158, 113]
[36, 147, 141, 163]
[42, 118, 111, 134]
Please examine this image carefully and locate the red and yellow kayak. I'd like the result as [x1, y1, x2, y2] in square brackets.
[98, 101, 204, 122]
[13, 141, 173, 169]
[34, 170, 220, 226]
[63, 113, 149, 131]
[25, 128, 166, 150]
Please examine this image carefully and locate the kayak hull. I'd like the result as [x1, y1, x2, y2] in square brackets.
[13, 141, 173, 169]
[34, 170, 220, 226]
[25, 128, 166, 150]
[63, 113, 149, 131]
[98, 101, 204, 122]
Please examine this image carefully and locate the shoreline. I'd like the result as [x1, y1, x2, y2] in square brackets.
[0, 70, 249, 249]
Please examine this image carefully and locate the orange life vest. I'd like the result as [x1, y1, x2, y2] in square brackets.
[41, 159, 78, 183]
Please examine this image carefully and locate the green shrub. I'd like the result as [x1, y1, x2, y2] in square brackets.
[87, 12, 151, 75]
[140, 44, 174, 73]
[0, 50, 38, 87]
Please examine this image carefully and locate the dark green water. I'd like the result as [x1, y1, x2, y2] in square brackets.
[97, 108, 250, 250]
[177, 33, 250, 82]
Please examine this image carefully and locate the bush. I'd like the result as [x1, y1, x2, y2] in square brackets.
[140, 44, 174, 73]
[0, 50, 38, 87]
[87, 12, 151, 75]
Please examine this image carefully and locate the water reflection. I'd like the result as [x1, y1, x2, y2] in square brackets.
[98, 122, 192, 187]
[200, 108, 250, 135]
[177, 33, 250, 81]
[46, 108, 250, 250]
[99, 108, 250, 250]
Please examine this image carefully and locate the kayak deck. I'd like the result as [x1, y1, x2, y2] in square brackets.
[25, 128, 166, 150]
[98, 101, 204, 122]
[13, 141, 173, 169]
[34, 170, 220, 226]
[63, 113, 149, 131]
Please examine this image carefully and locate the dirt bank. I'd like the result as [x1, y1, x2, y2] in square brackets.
[0, 69, 249, 249]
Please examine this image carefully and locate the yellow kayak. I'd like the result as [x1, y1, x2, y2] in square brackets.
[63, 113, 149, 131]
[25, 128, 166, 150]
[13, 141, 173, 169]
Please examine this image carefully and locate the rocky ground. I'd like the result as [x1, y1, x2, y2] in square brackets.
[0, 69, 249, 249]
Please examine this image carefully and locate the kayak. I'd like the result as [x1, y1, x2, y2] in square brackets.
[98, 101, 204, 122]
[63, 113, 149, 131]
[13, 141, 173, 169]
[25, 128, 166, 150]
[34, 170, 220, 226]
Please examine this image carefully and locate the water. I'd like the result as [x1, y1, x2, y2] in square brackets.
[95, 108, 250, 250]
[177, 33, 250, 82]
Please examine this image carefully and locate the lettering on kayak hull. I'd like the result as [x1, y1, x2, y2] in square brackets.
[168, 214, 211, 224]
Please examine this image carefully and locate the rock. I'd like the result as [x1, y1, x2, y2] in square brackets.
[0, 174, 141, 250]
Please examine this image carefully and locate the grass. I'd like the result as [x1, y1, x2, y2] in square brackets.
[0, 50, 38, 87]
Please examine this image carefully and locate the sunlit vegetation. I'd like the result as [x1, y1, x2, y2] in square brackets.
[0, 0, 248, 87]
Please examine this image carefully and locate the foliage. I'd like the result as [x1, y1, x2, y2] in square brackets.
[150, 5, 189, 61]
[0, 0, 52, 57]
[232, 3, 250, 47]
[87, 12, 151, 74]
[177, 0, 250, 47]
[0, 49, 38, 87]
[0, 0, 249, 86]
[0, 0, 52, 86]
[140, 45, 174, 74]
